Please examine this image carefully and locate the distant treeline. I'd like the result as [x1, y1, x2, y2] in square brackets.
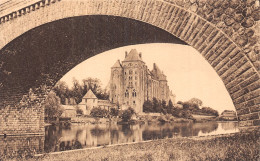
[143, 98, 219, 119]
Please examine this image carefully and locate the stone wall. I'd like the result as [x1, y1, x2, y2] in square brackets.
[0, 135, 44, 159]
[0, 0, 259, 127]
[0, 106, 44, 135]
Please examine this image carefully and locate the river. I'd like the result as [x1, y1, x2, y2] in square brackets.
[44, 121, 239, 153]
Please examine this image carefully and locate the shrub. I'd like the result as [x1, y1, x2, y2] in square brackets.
[110, 107, 119, 117]
[75, 105, 83, 115]
[90, 107, 109, 118]
[120, 107, 135, 122]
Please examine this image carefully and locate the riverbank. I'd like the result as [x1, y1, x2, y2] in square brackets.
[9, 127, 259, 161]
[70, 113, 194, 125]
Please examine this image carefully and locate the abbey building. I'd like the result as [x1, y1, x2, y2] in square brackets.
[109, 49, 175, 113]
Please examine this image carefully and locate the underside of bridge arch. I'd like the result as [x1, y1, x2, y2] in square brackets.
[0, 0, 259, 128]
[0, 15, 186, 106]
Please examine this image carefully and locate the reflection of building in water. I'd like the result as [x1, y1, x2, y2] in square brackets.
[220, 122, 239, 131]
[109, 49, 175, 113]
[78, 90, 116, 115]
[0, 136, 44, 158]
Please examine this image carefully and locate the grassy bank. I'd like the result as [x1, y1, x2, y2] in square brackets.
[8, 127, 258, 161]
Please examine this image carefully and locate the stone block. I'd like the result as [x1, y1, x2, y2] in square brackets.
[176, 12, 191, 37]
[237, 107, 250, 115]
[187, 18, 206, 43]
[244, 99, 256, 108]
[173, 11, 189, 36]
[183, 16, 198, 41]
[232, 88, 249, 100]
[238, 112, 259, 121]
[239, 120, 253, 126]
[249, 104, 260, 113]
[239, 74, 259, 88]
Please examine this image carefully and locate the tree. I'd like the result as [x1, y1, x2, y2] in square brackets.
[90, 107, 109, 118]
[53, 81, 70, 104]
[75, 105, 83, 115]
[166, 100, 174, 114]
[152, 97, 161, 113]
[161, 100, 167, 114]
[44, 91, 64, 122]
[120, 107, 135, 122]
[110, 107, 119, 117]
[71, 78, 83, 104]
[143, 100, 153, 113]
[177, 101, 183, 105]
[188, 98, 203, 106]
[201, 107, 219, 116]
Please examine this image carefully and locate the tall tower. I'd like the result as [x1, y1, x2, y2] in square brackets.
[109, 60, 123, 105]
[121, 49, 146, 113]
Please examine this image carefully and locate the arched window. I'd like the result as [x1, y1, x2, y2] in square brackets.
[132, 89, 137, 97]
[125, 90, 129, 97]
[129, 70, 133, 74]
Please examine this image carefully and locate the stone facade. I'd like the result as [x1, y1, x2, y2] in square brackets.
[109, 49, 174, 113]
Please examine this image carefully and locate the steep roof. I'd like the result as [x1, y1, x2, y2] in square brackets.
[151, 63, 167, 80]
[111, 59, 122, 68]
[82, 89, 97, 99]
[123, 49, 143, 62]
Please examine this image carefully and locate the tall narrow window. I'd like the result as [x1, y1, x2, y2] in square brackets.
[125, 90, 129, 97]
[132, 89, 137, 97]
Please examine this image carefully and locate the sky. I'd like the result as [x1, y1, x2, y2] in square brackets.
[60, 43, 235, 113]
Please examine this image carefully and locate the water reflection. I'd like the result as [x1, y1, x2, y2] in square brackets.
[44, 122, 239, 153]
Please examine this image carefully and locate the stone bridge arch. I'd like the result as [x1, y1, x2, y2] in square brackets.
[0, 0, 259, 127]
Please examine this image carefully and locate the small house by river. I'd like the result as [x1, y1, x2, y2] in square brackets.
[78, 89, 116, 115]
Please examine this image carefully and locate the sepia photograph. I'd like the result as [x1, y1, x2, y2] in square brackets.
[0, 0, 259, 160]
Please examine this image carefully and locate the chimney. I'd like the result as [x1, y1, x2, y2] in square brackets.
[153, 63, 156, 69]
[125, 51, 128, 58]
[139, 52, 142, 58]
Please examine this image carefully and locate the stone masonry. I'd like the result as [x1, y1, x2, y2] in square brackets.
[0, 106, 45, 135]
[0, 0, 259, 128]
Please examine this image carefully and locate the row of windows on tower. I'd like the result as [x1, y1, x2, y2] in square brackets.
[125, 89, 137, 97]
[128, 81, 138, 87]
[125, 70, 138, 75]
[127, 76, 138, 80]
